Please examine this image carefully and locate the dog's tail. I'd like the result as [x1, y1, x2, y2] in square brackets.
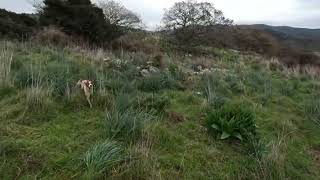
[76, 80, 83, 88]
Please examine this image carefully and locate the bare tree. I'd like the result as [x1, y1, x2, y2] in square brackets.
[97, 0, 143, 29]
[162, 0, 233, 29]
[28, 0, 44, 13]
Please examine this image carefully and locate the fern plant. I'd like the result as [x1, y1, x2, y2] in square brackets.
[206, 103, 257, 141]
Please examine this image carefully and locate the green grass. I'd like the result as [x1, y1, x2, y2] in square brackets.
[0, 40, 320, 179]
[83, 140, 126, 178]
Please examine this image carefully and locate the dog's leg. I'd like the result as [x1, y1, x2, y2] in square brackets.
[83, 84, 93, 108]
[86, 95, 92, 108]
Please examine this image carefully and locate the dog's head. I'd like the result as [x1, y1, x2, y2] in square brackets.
[87, 80, 93, 88]
[77, 80, 93, 89]
[83, 80, 93, 89]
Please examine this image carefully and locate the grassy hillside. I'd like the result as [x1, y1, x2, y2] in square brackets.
[244, 24, 320, 52]
[1, 40, 320, 180]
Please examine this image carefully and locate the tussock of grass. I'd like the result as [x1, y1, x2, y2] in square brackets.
[0, 43, 13, 86]
[251, 132, 290, 179]
[202, 73, 229, 108]
[83, 140, 126, 177]
[304, 94, 320, 127]
[25, 85, 53, 112]
[105, 94, 155, 142]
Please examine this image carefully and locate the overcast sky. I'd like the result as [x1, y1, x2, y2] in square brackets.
[0, 0, 319, 29]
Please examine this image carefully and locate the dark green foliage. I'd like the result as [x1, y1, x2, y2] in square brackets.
[139, 72, 177, 92]
[40, 0, 121, 44]
[0, 86, 15, 99]
[0, 9, 37, 40]
[206, 103, 257, 141]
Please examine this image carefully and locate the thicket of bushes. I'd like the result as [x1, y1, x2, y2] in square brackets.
[39, 0, 121, 44]
[0, 9, 37, 40]
[0, 0, 122, 45]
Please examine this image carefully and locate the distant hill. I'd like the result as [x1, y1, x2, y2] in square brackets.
[242, 24, 320, 52]
[0, 8, 38, 39]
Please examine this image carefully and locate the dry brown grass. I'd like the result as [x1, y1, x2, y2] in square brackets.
[33, 27, 71, 47]
[264, 58, 285, 72]
[112, 32, 161, 55]
[283, 65, 320, 79]
[263, 57, 320, 79]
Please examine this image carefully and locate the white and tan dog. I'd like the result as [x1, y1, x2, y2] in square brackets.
[77, 80, 94, 108]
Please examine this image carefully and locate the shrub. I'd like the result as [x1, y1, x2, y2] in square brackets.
[40, 0, 120, 44]
[206, 103, 257, 141]
[33, 27, 71, 47]
[83, 141, 126, 177]
[112, 32, 160, 54]
[105, 94, 154, 142]
[139, 72, 177, 92]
